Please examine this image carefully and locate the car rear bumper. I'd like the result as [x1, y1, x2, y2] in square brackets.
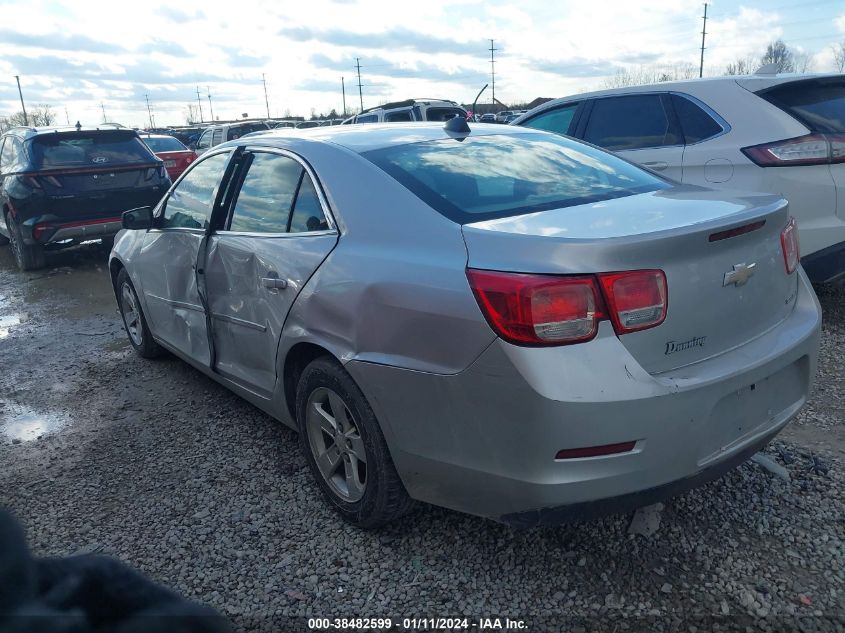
[801, 239, 845, 284]
[346, 268, 821, 524]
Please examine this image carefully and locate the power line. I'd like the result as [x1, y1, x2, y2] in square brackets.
[700, 3, 708, 78]
[355, 57, 363, 111]
[489, 39, 497, 106]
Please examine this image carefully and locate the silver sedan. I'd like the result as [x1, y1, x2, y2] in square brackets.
[110, 122, 821, 528]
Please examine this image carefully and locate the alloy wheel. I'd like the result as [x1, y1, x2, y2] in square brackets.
[120, 282, 143, 346]
[305, 387, 367, 502]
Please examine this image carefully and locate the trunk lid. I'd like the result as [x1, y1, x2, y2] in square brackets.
[462, 186, 798, 374]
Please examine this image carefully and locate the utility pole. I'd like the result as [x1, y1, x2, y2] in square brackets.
[489, 39, 497, 107]
[355, 58, 363, 112]
[196, 86, 204, 123]
[144, 94, 154, 129]
[207, 86, 215, 122]
[699, 2, 708, 78]
[14, 75, 28, 125]
[100, 102, 107, 124]
[341, 76, 347, 118]
[64, 106, 70, 125]
[262, 73, 270, 119]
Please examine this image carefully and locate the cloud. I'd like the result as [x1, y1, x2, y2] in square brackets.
[138, 40, 192, 58]
[155, 7, 205, 23]
[309, 53, 486, 84]
[217, 47, 270, 68]
[0, 29, 127, 55]
[280, 25, 483, 56]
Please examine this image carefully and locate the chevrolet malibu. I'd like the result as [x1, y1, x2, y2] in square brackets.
[109, 122, 821, 528]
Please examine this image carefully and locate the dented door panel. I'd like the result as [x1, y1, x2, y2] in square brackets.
[204, 232, 338, 395]
[139, 230, 209, 364]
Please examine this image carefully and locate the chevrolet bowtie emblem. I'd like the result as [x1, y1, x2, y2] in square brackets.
[723, 262, 757, 287]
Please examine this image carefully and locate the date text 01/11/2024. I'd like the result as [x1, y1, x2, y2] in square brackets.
[307, 617, 528, 630]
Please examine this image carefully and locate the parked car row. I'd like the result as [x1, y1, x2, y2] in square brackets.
[341, 99, 468, 124]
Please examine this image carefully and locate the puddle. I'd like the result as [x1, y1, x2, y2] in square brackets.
[0, 313, 26, 339]
[2, 407, 68, 444]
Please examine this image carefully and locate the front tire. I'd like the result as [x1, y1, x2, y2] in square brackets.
[115, 268, 163, 359]
[6, 214, 45, 270]
[296, 356, 414, 528]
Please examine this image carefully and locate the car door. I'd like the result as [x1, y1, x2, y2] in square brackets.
[203, 148, 338, 396]
[579, 94, 685, 180]
[669, 93, 732, 186]
[137, 150, 233, 364]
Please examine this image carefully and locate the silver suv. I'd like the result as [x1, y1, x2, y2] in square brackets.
[194, 120, 272, 156]
[342, 99, 467, 124]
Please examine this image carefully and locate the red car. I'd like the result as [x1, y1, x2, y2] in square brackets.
[139, 134, 196, 181]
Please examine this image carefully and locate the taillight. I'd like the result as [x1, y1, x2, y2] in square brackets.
[145, 164, 166, 180]
[466, 270, 606, 346]
[780, 217, 800, 274]
[742, 133, 845, 167]
[22, 175, 42, 189]
[32, 222, 57, 240]
[467, 268, 668, 346]
[597, 270, 667, 334]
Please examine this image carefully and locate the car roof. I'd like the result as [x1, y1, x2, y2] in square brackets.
[4, 124, 130, 139]
[222, 121, 546, 153]
[516, 72, 845, 118]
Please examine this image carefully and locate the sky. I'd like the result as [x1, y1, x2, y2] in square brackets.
[0, 0, 844, 128]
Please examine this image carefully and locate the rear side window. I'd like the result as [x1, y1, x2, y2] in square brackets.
[144, 136, 187, 152]
[584, 95, 680, 150]
[212, 129, 224, 146]
[288, 175, 328, 233]
[521, 103, 579, 135]
[356, 114, 378, 124]
[197, 130, 212, 150]
[758, 78, 845, 133]
[385, 110, 413, 122]
[363, 132, 668, 224]
[28, 131, 154, 169]
[1, 138, 21, 170]
[229, 153, 302, 233]
[671, 95, 724, 144]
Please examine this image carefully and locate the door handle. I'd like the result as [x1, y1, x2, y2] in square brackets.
[261, 276, 288, 289]
[642, 161, 669, 171]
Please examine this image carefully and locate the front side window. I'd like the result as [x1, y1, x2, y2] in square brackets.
[197, 130, 212, 150]
[584, 95, 680, 150]
[364, 132, 667, 224]
[161, 152, 229, 229]
[228, 153, 302, 233]
[671, 95, 724, 144]
[522, 103, 580, 136]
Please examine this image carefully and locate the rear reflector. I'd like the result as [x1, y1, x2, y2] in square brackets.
[33, 216, 122, 241]
[555, 441, 637, 460]
[467, 268, 667, 346]
[780, 216, 800, 274]
[709, 220, 766, 242]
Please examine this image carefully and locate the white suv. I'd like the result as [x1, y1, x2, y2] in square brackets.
[342, 99, 467, 124]
[513, 73, 845, 283]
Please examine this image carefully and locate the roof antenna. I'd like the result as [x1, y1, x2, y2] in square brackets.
[75, 121, 82, 131]
[444, 114, 470, 139]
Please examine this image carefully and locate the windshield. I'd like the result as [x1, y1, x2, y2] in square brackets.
[28, 131, 156, 169]
[363, 132, 668, 223]
[143, 136, 187, 152]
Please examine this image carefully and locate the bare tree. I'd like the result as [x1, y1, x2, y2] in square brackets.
[761, 40, 795, 73]
[793, 51, 815, 73]
[724, 56, 756, 75]
[602, 63, 698, 89]
[834, 41, 845, 73]
[29, 104, 57, 126]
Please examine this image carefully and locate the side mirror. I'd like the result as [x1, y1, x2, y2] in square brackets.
[122, 206, 154, 230]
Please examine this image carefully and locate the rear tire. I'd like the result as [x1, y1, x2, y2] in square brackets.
[6, 214, 45, 270]
[296, 356, 414, 528]
[115, 268, 163, 359]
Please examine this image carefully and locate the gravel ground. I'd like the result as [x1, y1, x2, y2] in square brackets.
[0, 243, 843, 632]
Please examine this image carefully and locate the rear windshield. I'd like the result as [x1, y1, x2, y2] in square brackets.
[758, 78, 845, 133]
[29, 131, 155, 169]
[363, 132, 667, 223]
[425, 107, 467, 122]
[143, 136, 187, 153]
